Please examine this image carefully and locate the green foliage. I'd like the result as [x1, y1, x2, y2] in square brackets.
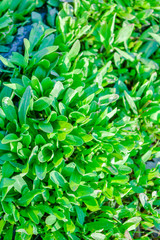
[0, 0, 160, 239]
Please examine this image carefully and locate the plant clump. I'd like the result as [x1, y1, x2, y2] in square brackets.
[0, 0, 160, 239]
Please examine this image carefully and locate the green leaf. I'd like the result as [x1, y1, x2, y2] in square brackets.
[2, 162, 14, 178]
[33, 97, 52, 111]
[0, 86, 12, 105]
[50, 170, 67, 188]
[64, 220, 75, 233]
[94, 61, 111, 87]
[101, 13, 116, 50]
[139, 193, 148, 208]
[67, 40, 80, 61]
[0, 219, 5, 234]
[53, 121, 73, 133]
[39, 122, 53, 133]
[64, 135, 84, 146]
[75, 206, 85, 225]
[10, 52, 27, 68]
[69, 168, 81, 191]
[69, 111, 86, 123]
[0, 14, 12, 29]
[62, 88, 78, 106]
[86, 219, 114, 231]
[76, 185, 94, 197]
[141, 150, 152, 163]
[1, 134, 21, 144]
[115, 47, 134, 62]
[0, 178, 15, 188]
[49, 81, 64, 100]
[53, 231, 67, 240]
[38, 144, 54, 162]
[27, 208, 40, 224]
[52, 207, 66, 221]
[18, 189, 44, 207]
[29, 23, 44, 52]
[115, 24, 134, 43]
[35, 163, 47, 180]
[149, 32, 160, 44]
[82, 196, 100, 212]
[111, 175, 129, 185]
[45, 215, 56, 226]
[35, 134, 47, 145]
[48, 0, 60, 7]
[18, 86, 31, 125]
[0, 56, 15, 68]
[116, 165, 132, 175]
[12, 175, 28, 193]
[91, 233, 106, 240]
[124, 91, 138, 114]
[2, 97, 17, 122]
[33, 46, 59, 63]
[123, 217, 141, 231]
[24, 38, 30, 63]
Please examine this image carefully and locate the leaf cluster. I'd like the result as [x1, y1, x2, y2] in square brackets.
[0, 0, 160, 239]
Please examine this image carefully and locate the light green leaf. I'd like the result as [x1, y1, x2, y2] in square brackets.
[67, 40, 80, 61]
[115, 24, 134, 43]
[64, 220, 75, 233]
[12, 175, 28, 193]
[50, 81, 64, 99]
[2, 97, 17, 122]
[91, 233, 106, 240]
[62, 88, 78, 105]
[115, 47, 134, 62]
[123, 217, 141, 231]
[0, 219, 5, 234]
[82, 196, 100, 212]
[124, 91, 138, 114]
[18, 86, 31, 125]
[149, 32, 160, 44]
[53, 121, 73, 133]
[50, 170, 67, 188]
[45, 215, 56, 226]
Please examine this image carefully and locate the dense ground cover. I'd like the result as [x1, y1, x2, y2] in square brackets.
[0, 0, 160, 239]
